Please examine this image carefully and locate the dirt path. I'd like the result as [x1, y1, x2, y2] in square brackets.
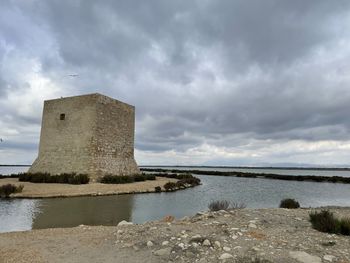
[0, 177, 177, 198]
[0, 208, 349, 263]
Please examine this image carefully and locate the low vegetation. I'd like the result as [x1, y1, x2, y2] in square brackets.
[279, 198, 300, 209]
[208, 199, 246, 211]
[0, 174, 20, 179]
[309, 210, 350, 236]
[0, 184, 24, 198]
[18, 172, 89, 184]
[208, 200, 230, 211]
[163, 182, 177, 191]
[99, 173, 156, 184]
[141, 168, 350, 184]
[154, 186, 161, 193]
[161, 173, 201, 191]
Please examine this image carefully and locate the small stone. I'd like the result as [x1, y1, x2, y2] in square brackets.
[154, 248, 171, 256]
[289, 251, 321, 263]
[192, 243, 199, 248]
[149, 226, 157, 230]
[147, 241, 154, 247]
[203, 239, 211, 246]
[223, 246, 231, 252]
[323, 255, 336, 262]
[117, 220, 133, 226]
[178, 243, 185, 249]
[219, 253, 233, 260]
[117, 230, 123, 234]
[162, 241, 169, 246]
[248, 223, 257, 228]
[231, 234, 238, 240]
[214, 241, 221, 248]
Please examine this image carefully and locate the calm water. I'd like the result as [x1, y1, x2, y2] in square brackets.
[1, 166, 350, 233]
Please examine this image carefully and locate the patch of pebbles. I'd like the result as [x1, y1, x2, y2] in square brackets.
[113, 208, 350, 262]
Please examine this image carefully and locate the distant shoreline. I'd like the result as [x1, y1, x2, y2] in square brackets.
[1, 164, 350, 170]
[0, 164, 31, 167]
[140, 165, 350, 171]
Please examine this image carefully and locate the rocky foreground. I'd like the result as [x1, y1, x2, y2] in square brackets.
[0, 208, 349, 263]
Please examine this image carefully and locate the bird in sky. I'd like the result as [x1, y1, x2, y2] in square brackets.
[68, 74, 78, 77]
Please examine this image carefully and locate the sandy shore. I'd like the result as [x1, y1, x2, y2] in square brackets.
[0, 177, 177, 198]
[0, 208, 349, 263]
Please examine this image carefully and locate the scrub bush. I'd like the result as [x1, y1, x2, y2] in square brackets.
[0, 184, 24, 198]
[279, 198, 300, 209]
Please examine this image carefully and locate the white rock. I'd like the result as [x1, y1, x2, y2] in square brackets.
[117, 230, 123, 234]
[162, 241, 169, 246]
[154, 248, 171, 256]
[202, 239, 211, 246]
[231, 234, 238, 240]
[223, 246, 231, 252]
[323, 255, 336, 262]
[147, 241, 154, 247]
[117, 220, 133, 226]
[192, 234, 202, 239]
[219, 253, 233, 260]
[289, 251, 321, 263]
[178, 243, 185, 249]
[149, 226, 157, 230]
[230, 228, 239, 231]
[248, 223, 257, 228]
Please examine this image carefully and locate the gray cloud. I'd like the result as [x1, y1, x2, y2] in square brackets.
[1, 0, 350, 165]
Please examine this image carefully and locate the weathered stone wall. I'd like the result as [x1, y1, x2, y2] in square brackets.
[29, 93, 140, 180]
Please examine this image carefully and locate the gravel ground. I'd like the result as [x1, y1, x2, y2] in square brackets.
[0, 208, 349, 263]
[0, 177, 177, 198]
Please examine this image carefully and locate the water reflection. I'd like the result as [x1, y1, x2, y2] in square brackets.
[0, 199, 39, 232]
[32, 195, 134, 229]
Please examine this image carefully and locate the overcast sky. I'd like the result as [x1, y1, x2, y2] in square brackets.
[1, 0, 350, 166]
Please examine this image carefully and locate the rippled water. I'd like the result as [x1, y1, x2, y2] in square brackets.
[1, 167, 350, 233]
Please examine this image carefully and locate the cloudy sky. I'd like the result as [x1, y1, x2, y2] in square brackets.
[1, 0, 350, 166]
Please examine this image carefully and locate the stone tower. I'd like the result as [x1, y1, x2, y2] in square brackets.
[29, 93, 140, 180]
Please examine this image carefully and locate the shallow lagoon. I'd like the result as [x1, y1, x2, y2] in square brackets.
[1, 168, 350, 233]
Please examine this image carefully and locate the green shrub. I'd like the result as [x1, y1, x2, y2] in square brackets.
[208, 200, 230, 211]
[99, 174, 157, 184]
[154, 186, 162, 193]
[163, 182, 177, 191]
[100, 175, 134, 184]
[338, 218, 350, 235]
[134, 174, 146, 182]
[309, 210, 339, 234]
[144, 174, 156, 180]
[18, 172, 89, 184]
[279, 198, 300, 209]
[0, 184, 24, 198]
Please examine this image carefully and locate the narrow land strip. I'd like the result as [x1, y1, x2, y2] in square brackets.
[0, 177, 178, 198]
